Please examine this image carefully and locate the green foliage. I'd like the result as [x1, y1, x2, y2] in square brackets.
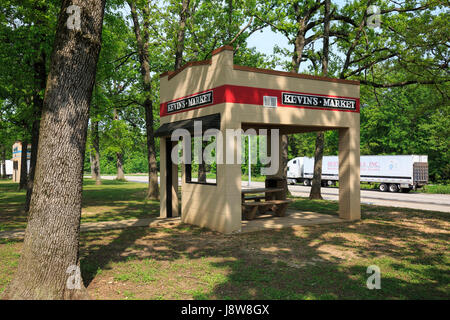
[360, 83, 449, 182]
[1, 0, 448, 183]
[418, 184, 450, 194]
[0, 1, 58, 145]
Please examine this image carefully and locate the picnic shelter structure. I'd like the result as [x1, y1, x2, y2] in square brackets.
[156, 46, 360, 234]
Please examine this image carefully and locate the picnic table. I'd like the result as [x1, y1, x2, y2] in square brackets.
[241, 187, 291, 220]
[241, 187, 284, 194]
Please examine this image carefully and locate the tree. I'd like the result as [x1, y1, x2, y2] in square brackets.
[0, 118, 15, 179]
[25, 1, 51, 211]
[90, 115, 102, 185]
[1, 145, 6, 179]
[127, 0, 159, 200]
[310, 0, 330, 200]
[84, 5, 140, 185]
[360, 83, 449, 183]
[108, 107, 132, 180]
[250, 0, 447, 194]
[174, 0, 191, 70]
[0, 0, 57, 209]
[251, 0, 323, 193]
[18, 140, 28, 190]
[3, 0, 106, 299]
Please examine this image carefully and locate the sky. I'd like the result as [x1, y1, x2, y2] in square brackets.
[245, 0, 350, 72]
[121, 0, 355, 72]
[247, 28, 290, 57]
[246, 27, 291, 71]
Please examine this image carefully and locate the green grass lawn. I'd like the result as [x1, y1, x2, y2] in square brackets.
[357, 182, 450, 194]
[416, 184, 450, 194]
[0, 179, 159, 232]
[320, 182, 450, 194]
[86, 173, 450, 193]
[0, 179, 449, 299]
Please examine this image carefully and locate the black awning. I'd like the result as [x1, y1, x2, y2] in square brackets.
[155, 113, 221, 137]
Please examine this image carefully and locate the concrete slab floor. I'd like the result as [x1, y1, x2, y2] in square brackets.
[239, 209, 345, 234]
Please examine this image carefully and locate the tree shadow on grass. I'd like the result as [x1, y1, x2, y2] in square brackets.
[79, 206, 449, 299]
[288, 197, 339, 216]
[0, 182, 27, 231]
[80, 202, 160, 224]
[80, 179, 160, 222]
[80, 226, 152, 285]
[201, 222, 448, 299]
[0, 179, 159, 231]
[81, 180, 148, 204]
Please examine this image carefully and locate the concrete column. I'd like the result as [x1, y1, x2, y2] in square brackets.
[338, 126, 361, 220]
[171, 142, 180, 217]
[159, 137, 167, 218]
[217, 116, 242, 233]
[160, 138, 180, 218]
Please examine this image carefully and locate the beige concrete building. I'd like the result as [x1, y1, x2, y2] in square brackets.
[12, 141, 30, 183]
[156, 46, 360, 234]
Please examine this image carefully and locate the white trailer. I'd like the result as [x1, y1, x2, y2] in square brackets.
[0, 160, 13, 178]
[287, 155, 428, 192]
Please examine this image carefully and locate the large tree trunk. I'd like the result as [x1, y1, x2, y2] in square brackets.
[288, 134, 299, 158]
[281, 135, 289, 196]
[174, 0, 190, 70]
[291, 33, 306, 73]
[25, 45, 47, 212]
[25, 118, 40, 211]
[3, 0, 106, 300]
[309, 0, 330, 200]
[116, 152, 125, 180]
[284, 1, 323, 198]
[282, 21, 307, 195]
[198, 142, 207, 183]
[18, 140, 28, 190]
[283, 6, 309, 196]
[1, 146, 6, 179]
[322, 0, 330, 77]
[113, 109, 125, 181]
[144, 99, 159, 199]
[91, 119, 101, 185]
[290, 3, 307, 73]
[90, 152, 95, 177]
[198, 163, 207, 182]
[285, 22, 306, 196]
[309, 132, 324, 199]
[128, 0, 159, 200]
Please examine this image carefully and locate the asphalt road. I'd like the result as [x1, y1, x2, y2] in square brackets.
[96, 175, 450, 213]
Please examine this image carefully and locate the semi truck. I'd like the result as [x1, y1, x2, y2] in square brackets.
[0, 160, 13, 178]
[287, 155, 428, 192]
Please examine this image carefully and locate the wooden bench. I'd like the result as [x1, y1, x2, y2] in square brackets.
[241, 187, 284, 195]
[242, 199, 292, 220]
[243, 195, 266, 202]
[241, 187, 284, 203]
